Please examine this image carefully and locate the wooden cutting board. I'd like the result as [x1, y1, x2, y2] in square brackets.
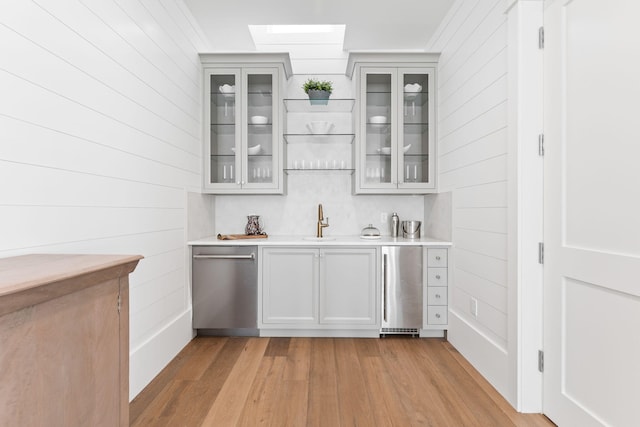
[217, 233, 268, 240]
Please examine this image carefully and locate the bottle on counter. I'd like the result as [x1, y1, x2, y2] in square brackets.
[391, 212, 399, 238]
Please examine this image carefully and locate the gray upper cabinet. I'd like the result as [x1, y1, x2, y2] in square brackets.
[200, 53, 292, 194]
[347, 53, 438, 194]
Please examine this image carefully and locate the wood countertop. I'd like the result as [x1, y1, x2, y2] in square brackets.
[0, 254, 142, 316]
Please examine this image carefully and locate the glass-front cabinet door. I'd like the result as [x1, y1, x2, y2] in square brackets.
[203, 67, 281, 193]
[357, 67, 435, 193]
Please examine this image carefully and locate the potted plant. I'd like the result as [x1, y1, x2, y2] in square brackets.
[303, 78, 333, 105]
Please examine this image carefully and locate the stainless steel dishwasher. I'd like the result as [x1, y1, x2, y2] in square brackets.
[192, 245, 258, 336]
[381, 246, 423, 336]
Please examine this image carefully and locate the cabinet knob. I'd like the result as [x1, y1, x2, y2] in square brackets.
[435, 256, 441, 260]
[435, 294, 441, 299]
[436, 275, 441, 279]
[435, 313, 441, 318]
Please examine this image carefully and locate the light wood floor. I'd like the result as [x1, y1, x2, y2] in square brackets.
[130, 336, 555, 427]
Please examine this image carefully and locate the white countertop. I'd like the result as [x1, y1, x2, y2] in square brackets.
[188, 235, 452, 247]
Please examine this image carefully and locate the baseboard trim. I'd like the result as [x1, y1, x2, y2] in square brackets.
[129, 309, 194, 401]
[447, 310, 512, 403]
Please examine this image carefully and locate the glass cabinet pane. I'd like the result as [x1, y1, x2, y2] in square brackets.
[209, 73, 237, 184]
[401, 73, 429, 184]
[246, 73, 274, 185]
[364, 73, 392, 184]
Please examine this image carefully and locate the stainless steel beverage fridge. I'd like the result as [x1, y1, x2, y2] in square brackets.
[381, 246, 423, 335]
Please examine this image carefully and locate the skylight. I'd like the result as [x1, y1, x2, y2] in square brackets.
[248, 24, 346, 47]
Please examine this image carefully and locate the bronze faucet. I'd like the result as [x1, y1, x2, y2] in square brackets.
[316, 204, 329, 238]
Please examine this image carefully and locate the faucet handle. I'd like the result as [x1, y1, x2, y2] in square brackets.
[325, 217, 329, 225]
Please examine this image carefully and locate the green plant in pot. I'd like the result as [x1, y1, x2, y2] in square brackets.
[303, 78, 333, 105]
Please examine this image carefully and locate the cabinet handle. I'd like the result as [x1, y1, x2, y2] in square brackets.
[193, 253, 255, 260]
[436, 274, 441, 279]
[383, 253, 388, 323]
[435, 256, 441, 261]
[435, 313, 441, 318]
[435, 294, 441, 299]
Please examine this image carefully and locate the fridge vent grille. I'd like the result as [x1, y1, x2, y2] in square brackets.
[380, 328, 419, 335]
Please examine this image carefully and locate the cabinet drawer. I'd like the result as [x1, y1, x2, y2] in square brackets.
[427, 268, 448, 286]
[427, 306, 447, 325]
[427, 287, 448, 306]
[427, 249, 448, 267]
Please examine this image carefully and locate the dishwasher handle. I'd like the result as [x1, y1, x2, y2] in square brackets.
[193, 253, 255, 260]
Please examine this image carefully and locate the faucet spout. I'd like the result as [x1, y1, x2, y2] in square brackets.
[316, 204, 329, 238]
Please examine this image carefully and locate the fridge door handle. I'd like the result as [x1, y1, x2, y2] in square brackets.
[383, 253, 388, 323]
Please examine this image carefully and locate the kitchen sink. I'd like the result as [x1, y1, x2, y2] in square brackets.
[302, 236, 336, 241]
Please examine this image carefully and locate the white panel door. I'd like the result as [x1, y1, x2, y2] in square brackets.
[543, 0, 640, 425]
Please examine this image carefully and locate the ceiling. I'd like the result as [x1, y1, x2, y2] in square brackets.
[184, 0, 456, 52]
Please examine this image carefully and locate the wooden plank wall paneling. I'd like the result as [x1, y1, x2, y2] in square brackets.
[425, 0, 511, 392]
[0, 0, 208, 399]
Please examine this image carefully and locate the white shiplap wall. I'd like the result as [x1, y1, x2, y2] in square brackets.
[0, 0, 208, 399]
[426, 0, 512, 396]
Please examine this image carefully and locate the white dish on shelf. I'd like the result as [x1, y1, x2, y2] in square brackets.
[231, 145, 261, 155]
[219, 84, 235, 94]
[250, 115, 268, 125]
[404, 83, 422, 93]
[376, 144, 411, 155]
[369, 115, 387, 124]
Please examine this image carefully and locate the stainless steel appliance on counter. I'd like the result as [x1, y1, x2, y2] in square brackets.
[192, 245, 258, 336]
[381, 246, 423, 335]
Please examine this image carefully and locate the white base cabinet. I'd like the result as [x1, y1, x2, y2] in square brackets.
[260, 247, 378, 331]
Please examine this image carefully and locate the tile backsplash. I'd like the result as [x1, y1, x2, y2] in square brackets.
[215, 174, 426, 236]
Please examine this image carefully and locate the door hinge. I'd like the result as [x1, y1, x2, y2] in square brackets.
[538, 134, 544, 156]
[538, 350, 544, 372]
[117, 293, 121, 313]
[538, 26, 544, 49]
[538, 242, 544, 264]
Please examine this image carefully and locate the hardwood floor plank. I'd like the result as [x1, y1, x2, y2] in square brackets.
[129, 337, 211, 424]
[172, 336, 227, 381]
[200, 337, 269, 426]
[306, 338, 341, 427]
[144, 337, 247, 427]
[411, 338, 508, 426]
[237, 355, 286, 426]
[264, 337, 291, 357]
[131, 337, 556, 427]
[360, 355, 414, 426]
[440, 341, 554, 427]
[378, 337, 460, 426]
[334, 339, 376, 426]
[284, 337, 311, 381]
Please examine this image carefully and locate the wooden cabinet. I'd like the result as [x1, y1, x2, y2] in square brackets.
[260, 247, 378, 331]
[201, 54, 292, 194]
[347, 53, 438, 194]
[424, 248, 449, 329]
[0, 254, 141, 427]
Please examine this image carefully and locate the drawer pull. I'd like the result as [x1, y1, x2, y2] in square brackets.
[435, 313, 441, 318]
[436, 274, 441, 279]
[435, 256, 441, 260]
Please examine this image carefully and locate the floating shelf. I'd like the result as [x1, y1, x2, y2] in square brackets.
[284, 134, 355, 144]
[284, 98, 355, 113]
